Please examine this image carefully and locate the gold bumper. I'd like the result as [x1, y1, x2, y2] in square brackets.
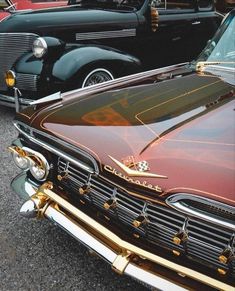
[18, 180, 234, 291]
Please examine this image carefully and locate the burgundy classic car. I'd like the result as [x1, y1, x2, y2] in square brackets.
[9, 9, 235, 291]
[0, 0, 66, 21]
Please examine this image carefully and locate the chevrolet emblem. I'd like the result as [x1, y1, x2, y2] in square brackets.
[108, 155, 167, 179]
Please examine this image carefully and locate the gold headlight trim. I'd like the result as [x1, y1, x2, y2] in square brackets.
[9, 146, 49, 180]
[8, 146, 27, 157]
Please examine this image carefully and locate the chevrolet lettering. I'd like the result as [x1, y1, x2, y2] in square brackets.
[104, 164, 163, 193]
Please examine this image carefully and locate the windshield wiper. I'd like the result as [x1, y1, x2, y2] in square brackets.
[196, 61, 235, 72]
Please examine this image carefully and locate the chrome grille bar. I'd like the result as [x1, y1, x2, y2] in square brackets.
[57, 157, 235, 278]
[16, 73, 38, 91]
[0, 33, 38, 91]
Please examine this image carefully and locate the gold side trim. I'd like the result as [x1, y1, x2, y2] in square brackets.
[39, 183, 234, 291]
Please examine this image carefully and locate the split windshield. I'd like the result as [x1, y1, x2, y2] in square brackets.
[68, 0, 145, 10]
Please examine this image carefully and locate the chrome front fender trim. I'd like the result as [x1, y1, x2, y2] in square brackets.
[167, 194, 235, 231]
[13, 122, 97, 174]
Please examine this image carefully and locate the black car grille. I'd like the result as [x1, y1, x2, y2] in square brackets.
[0, 33, 38, 91]
[57, 157, 235, 278]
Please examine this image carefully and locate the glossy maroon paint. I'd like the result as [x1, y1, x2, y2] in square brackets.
[18, 68, 235, 206]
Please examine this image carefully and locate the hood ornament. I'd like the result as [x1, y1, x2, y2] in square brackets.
[108, 155, 167, 179]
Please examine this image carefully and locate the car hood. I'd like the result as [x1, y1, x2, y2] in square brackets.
[21, 71, 235, 205]
[0, 5, 138, 33]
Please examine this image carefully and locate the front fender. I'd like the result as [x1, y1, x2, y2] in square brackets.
[52, 45, 141, 81]
[13, 45, 141, 94]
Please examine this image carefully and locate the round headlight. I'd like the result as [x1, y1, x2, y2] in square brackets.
[29, 162, 47, 180]
[29, 155, 49, 181]
[5, 70, 16, 87]
[32, 37, 47, 58]
[12, 150, 29, 170]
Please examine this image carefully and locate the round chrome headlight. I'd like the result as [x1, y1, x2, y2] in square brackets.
[29, 162, 47, 180]
[12, 150, 29, 170]
[28, 155, 49, 181]
[32, 37, 47, 58]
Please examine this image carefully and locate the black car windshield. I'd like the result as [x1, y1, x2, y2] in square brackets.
[68, 0, 145, 11]
[196, 12, 235, 70]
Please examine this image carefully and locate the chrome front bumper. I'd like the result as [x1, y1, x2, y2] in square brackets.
[0, 91, 32, 111]
[11, 173, 234, 291]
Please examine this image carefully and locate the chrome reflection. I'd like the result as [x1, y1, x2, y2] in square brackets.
[167, 194, 235, 231]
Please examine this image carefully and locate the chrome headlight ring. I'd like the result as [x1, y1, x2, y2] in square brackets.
[32, 37, 48, 58]
[10, 146, 50, 181]
[10, 147, 29, 170]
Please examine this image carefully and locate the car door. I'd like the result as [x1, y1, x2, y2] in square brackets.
[133, 0, 200, 70]
[157, 0, 200, 65]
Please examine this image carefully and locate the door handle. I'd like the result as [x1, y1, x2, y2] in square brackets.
[192, 21, 201, 25]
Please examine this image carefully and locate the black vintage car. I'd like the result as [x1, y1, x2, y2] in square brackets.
[0, 0, 222, 110]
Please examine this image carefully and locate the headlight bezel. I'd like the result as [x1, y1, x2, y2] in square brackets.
[27, 153, 50, 181]
[11, 147, 29, 170]
[10, 146, 50, 181]
[32, 37, 48, 59]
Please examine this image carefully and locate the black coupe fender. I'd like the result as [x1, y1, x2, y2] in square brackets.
[13, 41, 142, 95]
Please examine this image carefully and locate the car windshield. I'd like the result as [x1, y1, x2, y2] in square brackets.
[196, 12, 235, 70]
[68, 0, 145, 11]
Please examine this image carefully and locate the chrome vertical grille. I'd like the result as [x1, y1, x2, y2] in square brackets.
[16, 73, 38, 91]
[0, 33, 38, 91]
[57, 157, 235, 278]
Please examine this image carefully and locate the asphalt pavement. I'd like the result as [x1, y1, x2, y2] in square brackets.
[0, 106, 149, 291]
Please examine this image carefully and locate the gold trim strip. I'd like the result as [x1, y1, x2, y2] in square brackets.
[40, 184, 234, 291]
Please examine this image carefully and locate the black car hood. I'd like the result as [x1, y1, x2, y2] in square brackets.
[0, 5, 138, 33]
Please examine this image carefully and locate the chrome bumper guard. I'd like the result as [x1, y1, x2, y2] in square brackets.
[12, 175, 234, 291]
[0, 90, 32, 111]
